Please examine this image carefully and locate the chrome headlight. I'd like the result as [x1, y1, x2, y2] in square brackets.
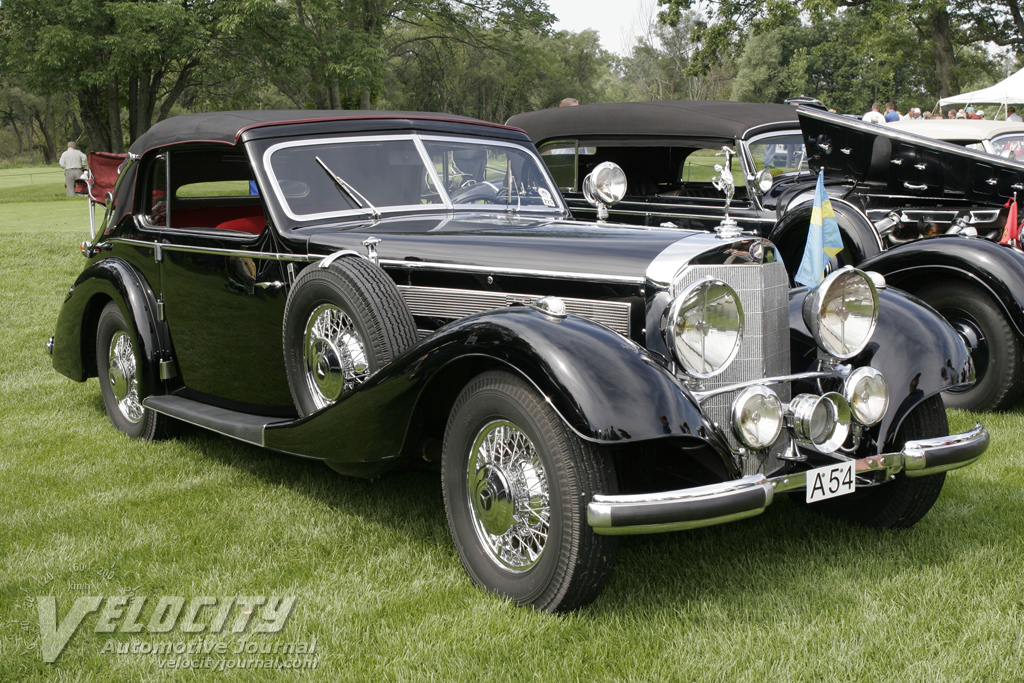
[802, 267, 878, 359]
[844, 367, 889, 426]
[732, 386, 783, 450]
[789, 392, 851, 453]
[664, 278, 743, 378]
[582, 161, 627, 206]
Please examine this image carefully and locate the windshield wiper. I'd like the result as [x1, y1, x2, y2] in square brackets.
[315, 156, 380, 220]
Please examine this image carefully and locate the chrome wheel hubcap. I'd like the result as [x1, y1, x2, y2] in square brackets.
[466, 420, 550, 572]
[108, 330, 143, 423]
[303, 304, 369, 409]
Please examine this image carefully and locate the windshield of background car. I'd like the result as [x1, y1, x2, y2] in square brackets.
[990, 133, 1024, 160]
[748, 134, 809, 175]
[264, 134, 561, 222]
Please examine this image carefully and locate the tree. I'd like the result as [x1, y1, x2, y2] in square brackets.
[617, 11, 731, 101]
[657, 0, 998, 100]
[0, 0, 216, 151]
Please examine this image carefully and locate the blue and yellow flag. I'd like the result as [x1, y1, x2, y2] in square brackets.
[794, 171, 844, 287]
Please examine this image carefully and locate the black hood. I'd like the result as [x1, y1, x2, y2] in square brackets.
[798, 106, 1024, 205]
[305, 213, 725, 282]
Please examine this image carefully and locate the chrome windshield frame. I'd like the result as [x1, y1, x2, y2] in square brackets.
[262, 132, 567, 223]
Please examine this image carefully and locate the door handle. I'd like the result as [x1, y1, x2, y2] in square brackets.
[903, 182, 928, 191]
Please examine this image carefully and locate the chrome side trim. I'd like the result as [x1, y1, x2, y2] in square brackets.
[105, 238, 647, 283]
[379, 259, 644, 285]
[397, 285, 631, 335]
[107, 238, 315, 262]
[588, 424, 987, 535]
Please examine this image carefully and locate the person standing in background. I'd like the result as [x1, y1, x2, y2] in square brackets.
[1008, 107, 1022, 122]
[863, 102, 886, 124]
[883, 102, 900, 122]
[59, 141, 88, 197]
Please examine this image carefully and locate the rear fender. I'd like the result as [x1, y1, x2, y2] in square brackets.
[790, 286, 973, 452]
[859, 236, 1024, 337]
[52, 257, 168, 396]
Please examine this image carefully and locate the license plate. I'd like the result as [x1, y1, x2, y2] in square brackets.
[806, 461, 856, 503]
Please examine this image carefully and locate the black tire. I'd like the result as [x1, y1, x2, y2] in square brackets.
[915, 280, 1024, 412]
[95, 301, 163, 440]
[283, 257, 417, 416]
[441, 370, 619, 611]
[807, 395, 949, 529]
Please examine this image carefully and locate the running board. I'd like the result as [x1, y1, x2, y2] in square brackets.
[143, 395, 290, 446]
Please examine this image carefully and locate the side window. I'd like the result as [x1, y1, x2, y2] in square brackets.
[679, 148, 745, 186]
[539, 142, 579, 191]
[146, 155, 168, 226]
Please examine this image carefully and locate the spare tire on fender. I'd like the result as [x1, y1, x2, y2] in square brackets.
[283, 256, 417, 416]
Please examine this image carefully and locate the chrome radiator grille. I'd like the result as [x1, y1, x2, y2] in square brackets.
[672, 260, 792, 475]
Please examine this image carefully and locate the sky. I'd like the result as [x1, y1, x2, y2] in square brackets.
[545, 0, 659, 56]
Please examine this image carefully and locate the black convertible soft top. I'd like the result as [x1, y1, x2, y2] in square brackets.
[506, 101, 800, 143]
[128, 110, 516, 155]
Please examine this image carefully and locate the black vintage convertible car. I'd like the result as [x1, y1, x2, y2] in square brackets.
[508, 101, 1024, 412]
[51, 111, 987, 611]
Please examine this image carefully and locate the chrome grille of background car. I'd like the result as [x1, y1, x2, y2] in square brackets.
[397, 286, 631, 337]
[672, 260, 792, 475]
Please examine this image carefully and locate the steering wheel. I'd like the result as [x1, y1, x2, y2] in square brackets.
[449, 180, 501, 204]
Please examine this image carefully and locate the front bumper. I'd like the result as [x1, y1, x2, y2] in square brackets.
[588, 424, 988, 535]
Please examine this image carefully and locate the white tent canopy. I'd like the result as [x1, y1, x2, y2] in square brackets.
[939, 68, 1024, 117]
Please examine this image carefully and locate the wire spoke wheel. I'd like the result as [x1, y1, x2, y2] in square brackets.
[96, 301, 162, 440]
[466, 420, 551, 572]
[302, 303, 370, 409]
[442, 370, 618, 611]
[107, 330, 143, 423]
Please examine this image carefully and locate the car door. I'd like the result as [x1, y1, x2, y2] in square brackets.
[146, 147, 296, 413]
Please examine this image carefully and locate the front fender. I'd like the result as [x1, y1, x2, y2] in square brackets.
[263, 307, 732, 471]
[52, 258, 167, 396]
[790, 286, 973, 452]
[859, 236, 1024, 338]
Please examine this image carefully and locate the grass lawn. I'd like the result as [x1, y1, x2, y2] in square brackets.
[2, 169, 1023, 681]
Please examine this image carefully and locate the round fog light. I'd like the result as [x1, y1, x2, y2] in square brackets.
[844, 367, 889, 426]
[732, 386, 783, 449]
[789, 392, 851, 453]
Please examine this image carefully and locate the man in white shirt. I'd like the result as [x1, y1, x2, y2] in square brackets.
[59, 141, 88, 197]
[862, 102, 885, 124]
[1008, 107, 1022, 122]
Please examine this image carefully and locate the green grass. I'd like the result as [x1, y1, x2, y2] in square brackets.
[2, 173, 1024, 681]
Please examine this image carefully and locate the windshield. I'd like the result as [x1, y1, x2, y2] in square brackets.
[990, 133, 1024, 161]
[748, 133, 809, 175]
[264, 134, 562, 221]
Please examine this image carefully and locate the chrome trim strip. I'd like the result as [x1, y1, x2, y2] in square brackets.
[568, 203, 777, 223]
[397, 285, 631, 335]
[107, 238, 314, 261]
[588, 424, 987, 535]
[691, 372, 833, 403]
[105, 238, 647, 282]
[378, 258, 644, 284]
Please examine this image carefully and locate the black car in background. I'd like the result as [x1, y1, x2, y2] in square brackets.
[509, 101, 1024, 412]
[51, 111, 986, 610]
